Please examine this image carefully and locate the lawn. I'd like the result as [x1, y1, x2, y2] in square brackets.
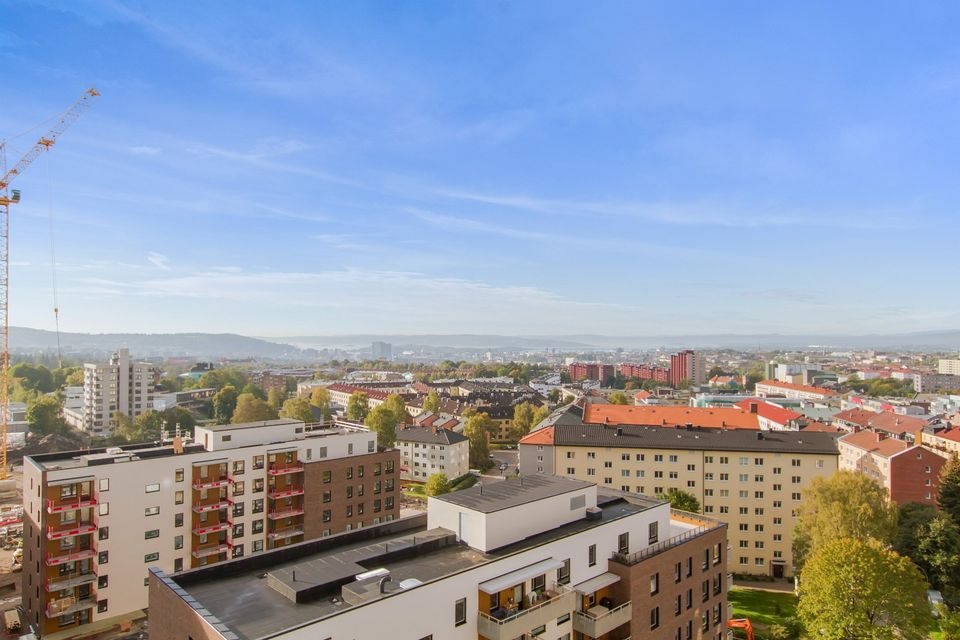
[728, 587, 798, 628]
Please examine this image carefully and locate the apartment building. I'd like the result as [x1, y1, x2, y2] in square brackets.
[838, 431, 945, 506]
[831, 408, 928, 442]
[80, 348, 156, 436]
[22, 419, 400, 638]
[670, 350, 706, 387]
[754, 380, 837, 402]
[938, 358, 960, 376]
[396, 426, 470, 481]
[519, 407, 839, 577]
[569, 362, 616, 383]
[921, 425, 960, 459]
[150, 474, 729, 640]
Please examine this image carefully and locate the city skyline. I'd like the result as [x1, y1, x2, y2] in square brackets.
[3, 2, 960, 335]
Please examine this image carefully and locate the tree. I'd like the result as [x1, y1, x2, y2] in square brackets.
[199, 367, 248, 391]
[384, 394, 408, 427]
[425, 473, 450, 496]
[531, 405, 550, 429]
[548, 389, 561, 403]
[11, 362, 55, 393]
[267, 388, 286, 411]
[940, 606, 960, 640]
[231, 393, 278, 423]
[160, 407, 195, 433]
[798, 538, 932, 640]
[364, 405, 397, 447]
[310, 387, 332, 421]
[26, 395, 66, 435]
[279, 397, 315, 423]
[212, 385, 239, 424]
[707, 366, 725, 379]
[465, 412, 495, 468]
[939, 455, 960, 526]
[916, 513, 960, 601]
[893, 502, 937, 563]
[241, 383, 267, 401]
[656, 488, 701, 513]
[346, 392, 370, 422]
[793, 471, 898, 571]
[512, 402, 535, 438]
[422, 390, 441, 414]
[608, 391, 630, 405]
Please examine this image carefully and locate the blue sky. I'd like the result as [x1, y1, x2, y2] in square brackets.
[1, 1, 959, 336]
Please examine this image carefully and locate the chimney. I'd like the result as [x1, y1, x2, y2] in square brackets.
[877, 432, 886, 442]
[749, 402, 759, 414]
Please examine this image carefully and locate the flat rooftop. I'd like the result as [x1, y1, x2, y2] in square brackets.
[167, 492, 659, 640]
[433, 474, 594, 513]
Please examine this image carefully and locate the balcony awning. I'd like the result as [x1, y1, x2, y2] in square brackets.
[192, 458, 228, 467]
[573, 572, 621, 594]
[48, 475, 95, 487]
[479, 558, 564, 594]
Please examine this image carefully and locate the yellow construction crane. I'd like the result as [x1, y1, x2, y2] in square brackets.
[0, 87, 99, 480]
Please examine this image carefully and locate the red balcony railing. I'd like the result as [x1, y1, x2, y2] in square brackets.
[46, 496, 97, 514]
[47, 523, 97, 541]
[268, 487, 304, 500]
[192, 522, 230, 536]
[267, 463, 304, 476]
[45, 548, 96, 567]
[266, 507, 305, 520]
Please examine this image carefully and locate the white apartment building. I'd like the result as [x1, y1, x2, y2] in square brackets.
[396, 426, 470, 481]
[62, 387, 83, 429]
[80, 348, 156, 435]
[22, 419, 401, 638]
[938, 358, 960, 376]
[150, 474, 729, 640]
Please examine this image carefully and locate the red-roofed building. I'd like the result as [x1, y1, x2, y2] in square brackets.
[839, 431, 945, 506]
[326, 383, 392, 412]
[832, 408, 927, 443]
[518, 426, 556, 474]
[618, 363, 670, 384]
[581, 403, 759, 429]
[735, 400, 804, 431]
[755, 380, 838, 401]
[568, 362, 615, 383]
[921, 426, 960, 459]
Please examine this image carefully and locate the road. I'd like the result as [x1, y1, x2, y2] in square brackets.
[488, 449, 519, 477]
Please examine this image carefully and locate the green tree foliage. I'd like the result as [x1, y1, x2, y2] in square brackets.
[512, 402, 535, 438]
[199, 367, 249, 391]
[939, 455, 960, 526]
[422, 390, 441, 414]
[548, 389, 561, 403]
[424, 473, 450, 496]
[798, 538, 932, 640]
[656, 487, 701, 513]
[26, 395, 66, 435]
[346, 392, 370, 422]
[279, 397, 316, 423]
[465, 412, 496, 468]
[309, 387, 332, 421]
[267, 387, 286, 411]
[364, 404, 397, 447]
[11, 362, 55, 394]
[744, 362, 766, 391]
[916, 513, 960, 601]
[793, 471, 898, 571]
[161, 407, 195, 433]
[241, 383, 267, 401]
[531, 405, 550, 429]
[608, 391, 630, 405]
[231, 393, 278, 423]
[384, 394, 408, 427]
[844, 377, 915, 398]
[893, 502, 937, 562]
[940, 605, 960, 640]
[53, 366, 84, 389]
[707, 366, 725, 379]
[212, 385, 239, 424]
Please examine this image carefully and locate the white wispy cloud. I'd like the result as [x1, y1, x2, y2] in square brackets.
[129, 145, 162, 156]
[147, 252, 171, 271]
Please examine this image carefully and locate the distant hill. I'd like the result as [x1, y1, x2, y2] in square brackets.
[277, 334, 592, 350]
[10, 327, 300, 359]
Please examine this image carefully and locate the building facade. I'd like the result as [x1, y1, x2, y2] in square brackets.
[80, 348, 155, 436]
[22, 419, 399, 638]
[395, 426, 470, 481]
[938, 358, 960, 376]
[669, 350, 706, 388]
[569, 363, 616, 384]
[150, 475, 729, 640]
[838, 431, 945, 506]
[754, 380, 837, 402]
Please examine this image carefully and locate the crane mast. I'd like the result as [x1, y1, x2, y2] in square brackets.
[0, 87, 99, 480]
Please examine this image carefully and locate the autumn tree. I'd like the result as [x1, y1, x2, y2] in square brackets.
[916, 513, 960, 601]
[309, 387, 332, 421]
[656, 488, 701, 513]
[26, 395, 66, 435]
[425, 473, 450, 496]
[793, 471, 897, 570]
[798, 538, 932, 640]
[241, 383, 267, 401]
[200, 367, 248, 390]
[279, 397, 315, 423]
[267, 387, 286, 411]
[346, 392, 370, 422]
[608, 391, 630, 405]
[531, 404, 550, 428]
[212, 385, 239, 424]
[231, 393, 278, 423]
[422, 390, 441, 414]
[939, 455, 960, 526]
[465, 412, 495, 468]
[512, 402, 535, 438]
[384, 394, 408, 427]
[364, 404, 397, 447]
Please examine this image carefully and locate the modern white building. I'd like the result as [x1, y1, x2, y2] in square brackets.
[62, 386, 84, 429]
[938, 358, 960, 376]
[150, 474, 729, 640]
[396, 426, 470, 481]
[22, 419, 400, 638]
[80, 348, 156, 436]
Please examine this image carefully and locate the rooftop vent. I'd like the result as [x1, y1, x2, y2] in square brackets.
[585, 507, 602, 521]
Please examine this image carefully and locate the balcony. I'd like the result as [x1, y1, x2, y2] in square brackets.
[45, 596, 95, 618]
[192, 499, 231, 513]
[45, 548, 96, 567]
[611, 511, 725, 567]
[477, 585, 576, 640]
[268, 486, 304, 500]
[192, 544, 230, 559]
[573, 601, 632, 638]
[46, 497, 97, 514]
[192, 522, 230, 536]
[45, 572, 96, 593]
[267, 463, 304, 476]
[192, 477, 230, 490]
[266, 507, 305, 520]
[267, 527, 304, 541]
[47, 523, 97, 541]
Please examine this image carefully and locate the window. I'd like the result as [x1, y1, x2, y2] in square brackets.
[252, 540, 263, 552]
[144, 553, 159, 563]
[252, 519, 264, 534]
[618, 532, 630, 554]
[253, 478, 264, 493]
[233, 481, 245, 496]
[674, 561, 682, 583]
[588, 544, 597, 566]
[98, 600, 108, 613]
[557, 558, 570, 585]
[703, 549, 710, 570]
[175, 513, 183, 527]
[650, 572, 659, 595]
[232, 544, 244, 559]
[145, 483, 160, 493]
[455, 597, 467, 626]
[98, 575, 108, 589]
[253, 455, 264, 470]
[650, 606, 660, 630]
[145, 529, 159, 539]
[649, 521, 659, 544]
[99, 527, 109, 541]
[233, 460, 244, 475]
[675, 594, 682, 615]
[322, 470, 332, 483]
[686, 557, 693, 577]
[174, 535, 183, 550]
[531, 574, 546, 592]
[145, 506, 160, 517]
[233, 502, 245, 517]
[100, 477, 110, 491]
[175, 490, 184, 505]
[323, 510, 331, 523]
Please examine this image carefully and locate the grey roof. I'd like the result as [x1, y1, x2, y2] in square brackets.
[202, 419, 304, 432]
[433, 474, 595, 513]
[395, 426, 468, 446]
[551, 423, 839, 455]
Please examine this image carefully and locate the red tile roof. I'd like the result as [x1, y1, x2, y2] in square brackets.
[734, 400, 802, 426]
[756, 380, 838, 396]
[839, 431, 911, 457]
[800, 421, 842, 433]
[519, 425, 555, 445]
[582, 404, 759, 429]
[834, 408, 926, 436]
[326, 383, 391, 401]
[633, 390, 652, 400]
[930, 427, 960, 444]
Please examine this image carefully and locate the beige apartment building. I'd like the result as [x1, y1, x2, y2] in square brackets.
[79, 348, 156, 436]
[22, 419, 399, 639]
[520, 413, 838, 578]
